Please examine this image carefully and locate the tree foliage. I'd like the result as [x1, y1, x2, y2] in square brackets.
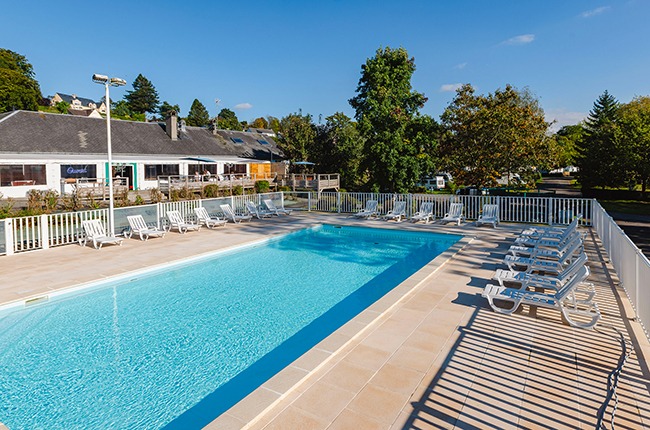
[349, 46, 435, 192]
[186, 99, 210, 126]
[550, 125, 582, 170]
[314, 112, 364, 189]
[0, 49, 42, 112]
[278, 112, 316, 164]
[55, 101, 70, 114]
[111, 100, 145, 122]
[618, 96, 650, 194]
[158, 101, 180, 120]
[124, 74, 159, 115]
[217, 108, 242, 130]
[440, 84, 549, 187]
[576, 90, 622, 189]
[250, 117, 269, 129]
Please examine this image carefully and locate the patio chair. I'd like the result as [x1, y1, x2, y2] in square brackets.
[439, 202, 464, 225]
[410, 202, 434, 224]
[503, 237, 583, 273]
[508, 230, 582, 257]
[263, 199, 292, 216]
[80, 219, 124, 249]
[482, 265, 600, 329]
[352, 200, 378, 219]
[246, 201, 273, 219]
[493, 252, 588, 291]
[520, 215, 582, 239]
[126, 215, 166, 241]
[194, 206, 227, 228]
[515, 217, 581, 247]
[220, 204, 253, 223]
[165, 210, 201, 233]
[476, 204, 499, 228]
[383, 201, 407, 222]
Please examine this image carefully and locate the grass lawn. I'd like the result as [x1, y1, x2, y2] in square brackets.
[600, 200, 650, 216]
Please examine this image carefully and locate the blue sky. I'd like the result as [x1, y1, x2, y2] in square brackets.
[2, 1, 649, 129]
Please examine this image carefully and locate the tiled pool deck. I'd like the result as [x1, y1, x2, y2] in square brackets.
[0, 213, 648, 429]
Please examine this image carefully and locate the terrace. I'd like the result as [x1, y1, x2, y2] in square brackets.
[0, 195, 648, 429]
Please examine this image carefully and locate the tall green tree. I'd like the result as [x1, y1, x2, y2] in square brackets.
[314, 112, 364, 189]
[440, 84, 549, 186]
[250, 117, 269, 129]
[217, 108, 242, 130]
[158, 101, 180, 120]
[576, 90, 621, 189]
[267, 116, 281, 133]
[278, 112, 316, 164]
[618, 96, 650, 195]
[111, 100, 145, 122]
[0, 49, 42, 112]
[124, 74, 159, 115]
[186, 99, 210, 126]
[349, 46, 433, 192]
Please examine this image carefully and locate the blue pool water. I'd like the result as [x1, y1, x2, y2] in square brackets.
[0, 225, 460, 429]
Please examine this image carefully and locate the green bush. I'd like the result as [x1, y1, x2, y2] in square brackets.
[134, 194, 145, 205]
[278, 185, 291, 192]
[232, 185, 243, 196]
[255, 180, 270, 193]
[203, 184, 220, 198]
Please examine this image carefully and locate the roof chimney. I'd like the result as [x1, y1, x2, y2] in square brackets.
[165, 111, 178, 140]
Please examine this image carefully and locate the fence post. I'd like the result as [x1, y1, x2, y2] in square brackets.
[308, 192, 312, 212]
[4, 218, 14, 256]
[156, 203, 162, 229]
[548, 198, 553, 225]
[337, 192, 341, 213]
[635, 252, 640, 321]
[40, 214, 49, 250]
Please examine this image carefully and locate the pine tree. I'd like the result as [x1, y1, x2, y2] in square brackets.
[186, 99, 210, 127]
[576, 91, 621, 189]
[158, 101, 180, 120]
[124, 74, 159, 115]
[217, 108, 242, 130]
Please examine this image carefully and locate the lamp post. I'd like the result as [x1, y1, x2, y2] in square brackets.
[215, 98, 220, 129]
[92, 74, 126, 237]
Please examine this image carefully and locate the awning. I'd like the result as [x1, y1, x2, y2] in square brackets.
[293, 161, 315, 165]
[182, 156, 217, 163]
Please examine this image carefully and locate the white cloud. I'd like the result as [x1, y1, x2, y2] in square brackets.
[234, 103, 253, 110]
[545, 108, 587, 132]
[580, 6, 610, 18]
[440, 83, 463, 92]
[454, 62, 467, 70]
[501, 34, 535, 46]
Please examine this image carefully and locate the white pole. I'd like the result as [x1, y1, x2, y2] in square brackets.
[105, 83, 115, 236]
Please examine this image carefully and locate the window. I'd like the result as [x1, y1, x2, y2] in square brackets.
[60, 164, 97, 179]
[144, 164, 179, 180]
[230, 137, 244, 144]
[224, 164, 247, 174]
[0, 164, 46, 186]
[189, 164, 218, 175]
[257, 139, 269, 145]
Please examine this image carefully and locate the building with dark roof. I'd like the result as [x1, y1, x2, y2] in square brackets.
[0, 110, 285, 197]
[50, 93, 105, 113]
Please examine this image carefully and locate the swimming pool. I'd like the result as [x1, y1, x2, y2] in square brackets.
[0, 225, 460, 429]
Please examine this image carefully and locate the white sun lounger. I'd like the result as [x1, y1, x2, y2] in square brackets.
[220, 204, 252, 223]
[263, 199, 292, 216]
[515, 219, 581, 247]
[482, 265, 600, 329]
[493, 252, 588, 291]
[503, 238, 583, 273]
[508, 231, 582, 257]
[476, 204, 499, 227]
[194, 206, 227, 228]
[410, 202, 434, 224]
[246, 201, 273, 219]
[165, 210, 201, 233]
[439, 203, 464, 225]
[383, 201, 406, 222]
[352, 200, 378, 219]
[81, 219, 124, 249]
[519, 216, 582, 240]
[126, 215, 166, 240]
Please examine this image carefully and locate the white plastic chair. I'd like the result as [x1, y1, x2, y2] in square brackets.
[476, 204, 499, 227]
[127, 215, 166, 240]
[80, 219, 124, 249]
[194, 206, 227, 228]
[352, 200, 378, 219]
[410, 202, 434, 224]
[263, 199, 292, 216]
[220, 204, 252, 223]
[383, 201, 406, 222]
[165, 210, 201, 233]
[246, 201, 273, 219]
[439, 203, 464, 225]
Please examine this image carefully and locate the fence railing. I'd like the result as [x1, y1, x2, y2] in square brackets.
[2, 191, 647, 341]
[0, 192, 283, 255]
[592, 200, 650, 340]
[283, 191, 593, 226]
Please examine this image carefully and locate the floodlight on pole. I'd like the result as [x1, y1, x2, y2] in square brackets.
[92, 73, 126, 237]
[215, 98, 220, 129]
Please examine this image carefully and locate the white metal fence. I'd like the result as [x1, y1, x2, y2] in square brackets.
[592, 200, 650, 340]
[1, 191, 647, 341]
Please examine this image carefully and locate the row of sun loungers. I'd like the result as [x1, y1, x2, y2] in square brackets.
[352, 200, 498, 227]
[481, 215, 601, 329]
[79, 200, 292, 248]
